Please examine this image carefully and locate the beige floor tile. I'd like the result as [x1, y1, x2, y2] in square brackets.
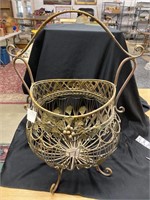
[0, 104, 26, 143]
[138, 89, 150, 118]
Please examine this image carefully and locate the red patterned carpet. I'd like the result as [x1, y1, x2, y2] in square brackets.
[0, 62, 27, 104]
[0, 144, 9, 172]
[0, 62, 26, 93]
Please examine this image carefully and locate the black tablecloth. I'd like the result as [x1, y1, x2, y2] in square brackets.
[1, 24, 150, 199]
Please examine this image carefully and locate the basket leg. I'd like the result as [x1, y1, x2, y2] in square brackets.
[96, 165, 112, 177]
[50, 167, 63, 193]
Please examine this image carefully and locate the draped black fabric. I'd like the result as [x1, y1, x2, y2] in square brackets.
[1, 24, 149, 199]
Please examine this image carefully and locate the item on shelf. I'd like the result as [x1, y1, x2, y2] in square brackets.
[2, 13, 17, 34]
[76, 8, 94, 23]
[76, 14, 90, 23]
[55, 6, 72, 18]
[118, 5, 136, 38]
[133, 2, 150, 34]
[0, 18, 6, 35]
[104, 6, 120, 14]
[44, 0, 71, 5]
[0, 28, 5, 36]
[75, 0, 97, 5]
[7, 10, 144, 194]
[103, 15, 112, 26]
[101, 1, 124, 29]
[33, 8, 54, 16]
[0, 46, 10, 65]
[33, 8, 46, 16]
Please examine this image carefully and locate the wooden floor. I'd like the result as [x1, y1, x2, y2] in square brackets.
[0, 89, 149, 200]
[138, 89, 150, 117]
[0, 187, 94, 200]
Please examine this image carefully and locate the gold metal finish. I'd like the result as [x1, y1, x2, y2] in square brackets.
[7, 10, 144, 193]
[96, 166, 112, 176]
[50, 167, 63, 193]
[26, 79, 120, 172]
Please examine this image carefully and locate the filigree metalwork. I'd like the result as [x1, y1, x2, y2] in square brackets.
[7, 10, 144, 193]
[26, 80, 121, 171]
[50, 166, 63, 193]
[96, 166, 112, 176]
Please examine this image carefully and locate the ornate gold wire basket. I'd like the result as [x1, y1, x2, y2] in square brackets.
[27, 79, 120, 169]
[8, 10, 144, 193]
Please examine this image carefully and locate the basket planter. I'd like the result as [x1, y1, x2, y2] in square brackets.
[8, 10, 144, 193]
[27, 79, 120, 171]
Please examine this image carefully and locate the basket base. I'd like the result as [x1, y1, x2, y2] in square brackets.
[96, 165, 112, 176]
[50, 165, 112, 193]
[50, 167, 63, 193]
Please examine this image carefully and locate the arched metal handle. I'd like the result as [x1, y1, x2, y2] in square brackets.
[6, 45, 34, 94]
[114, 45, 144, 112]
[15, 10, 137, 59]
[7, 10, 144, 96]
[13, 57, 34, 94]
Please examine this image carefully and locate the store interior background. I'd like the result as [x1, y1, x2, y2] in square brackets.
[10, 0, 150, 18]
[0, 1, 150, 199]
[1, 0, 150, 44]
[0, 0, 149, 48]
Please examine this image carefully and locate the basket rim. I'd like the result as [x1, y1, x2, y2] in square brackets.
[30, 78, 115, 84]
[29, 79, 116, 118]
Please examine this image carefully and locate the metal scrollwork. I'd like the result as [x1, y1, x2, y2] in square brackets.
[8, 10, 144, 193]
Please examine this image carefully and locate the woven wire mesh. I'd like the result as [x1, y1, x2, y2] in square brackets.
[27, 79, 121, 170]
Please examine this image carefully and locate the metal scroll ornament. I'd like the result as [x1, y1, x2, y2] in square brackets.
[7, 10, 144, 193]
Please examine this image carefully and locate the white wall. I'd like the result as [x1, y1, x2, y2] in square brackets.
[11, 0, 150, 18]
[32, 0, 150, 18]
[33, 0, 99, 18]
[32, 0, 138, 11]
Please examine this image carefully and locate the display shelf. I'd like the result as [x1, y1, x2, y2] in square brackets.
[133, 1, 150, 31]
[117, 2, 150, 40]
[101, 1, 124, 29]
[118, 6, 136, 38]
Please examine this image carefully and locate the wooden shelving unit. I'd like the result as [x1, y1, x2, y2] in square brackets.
[0, 0, 13, 17]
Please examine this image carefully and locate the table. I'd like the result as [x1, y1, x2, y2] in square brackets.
[0, 30, 21, 43]
[1, 24, 149, 200]
[0, 187, 92, 200]
[15, 16, 53, 30]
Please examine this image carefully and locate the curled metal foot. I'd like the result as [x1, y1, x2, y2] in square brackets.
[50, 183, 58, 194]
[50, 167, 63, 193]
[96, 165, 112, 177]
